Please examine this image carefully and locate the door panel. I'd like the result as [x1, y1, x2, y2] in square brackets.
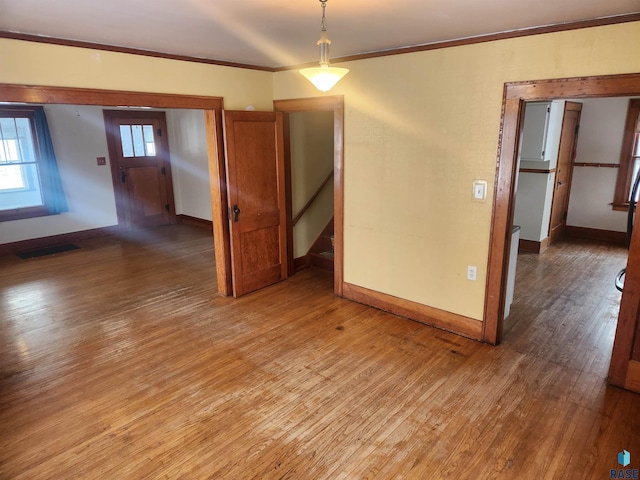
[223, 111, 287, 297]
[127, 166, 164, 219]
[104, 110, 175, 230]
[549, 102, 582, 244]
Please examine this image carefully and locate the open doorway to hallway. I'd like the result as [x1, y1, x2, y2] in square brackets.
[275, 96, 345, 296]
[287, 110, 335, 275]
[505, 96, 637, 342]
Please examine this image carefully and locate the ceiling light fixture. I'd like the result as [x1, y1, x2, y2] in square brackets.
[299, 0, 349, 92]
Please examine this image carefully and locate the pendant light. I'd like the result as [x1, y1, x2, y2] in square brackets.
[299, 0, 349, 92]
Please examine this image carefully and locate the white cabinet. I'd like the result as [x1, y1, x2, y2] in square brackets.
[520, 102, 550, 161]
[518, 101, 565, 168]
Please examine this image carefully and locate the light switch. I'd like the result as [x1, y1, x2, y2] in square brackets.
[473, 180, 487, 201]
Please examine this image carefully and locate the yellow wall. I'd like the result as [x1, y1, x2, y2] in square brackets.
[274, 22, 640, 320]
[0, 38, 273, 110]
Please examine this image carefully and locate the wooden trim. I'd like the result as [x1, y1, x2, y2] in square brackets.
[0, 83, 224, 109]
[519, 168, 556, 174]
[292, 170, 334, 226]
[273, 96, 345, 296]
[517, 238, 549, 254]
[293, 255, 311, 272]
[343, 283, 483, 340]
[0, 31, 273, 72]
[0, 226, 119, 257]
[486, 73, 640, 348]
[613, 99, 640, 207]
[574, 162, 620, 168]
[276, 13, 640, 70]
[282, 114, 295, 277]
[206, 109, 233, 297]
[564, 225, 626, 245]
[177, 214, 213, 230]
[504, 73, 640, 101]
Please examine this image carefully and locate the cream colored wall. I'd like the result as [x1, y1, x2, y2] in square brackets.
[274, 22, 640, 321]
[0, 38, 273, 110]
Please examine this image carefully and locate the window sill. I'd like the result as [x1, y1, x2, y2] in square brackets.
[0, 206, 53, 222]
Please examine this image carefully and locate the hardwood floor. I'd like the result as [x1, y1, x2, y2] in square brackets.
[1, 226, 639, 479]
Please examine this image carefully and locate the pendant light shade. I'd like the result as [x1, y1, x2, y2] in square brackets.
[299, 0, 348, 92]
[299, 65, 349, 92]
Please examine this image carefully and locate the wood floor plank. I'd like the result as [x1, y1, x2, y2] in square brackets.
[1, 227, 639, 479]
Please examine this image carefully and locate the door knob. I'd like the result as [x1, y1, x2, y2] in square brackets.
[119, 166, 126, 183]
[232, 204, 241, 222]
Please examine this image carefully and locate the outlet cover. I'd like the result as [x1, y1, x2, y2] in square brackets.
[97, 157, 107, 166]
[472, 180, 487, 202]
[467, 266, 477, 281]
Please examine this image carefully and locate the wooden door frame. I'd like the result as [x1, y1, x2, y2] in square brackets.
[273, 96, 345, 296]
[547, 101, 582, 245]
[484, 73, 640, 348]
[0, 83, 233, 296]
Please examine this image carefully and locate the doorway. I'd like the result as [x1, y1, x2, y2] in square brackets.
[484, 73, 640, 392]
[274, 96, 345, 296]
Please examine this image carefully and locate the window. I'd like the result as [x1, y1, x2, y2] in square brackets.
[119, 124, 157, 157]
[0, 106, 67, 222]
[613, 99, 640, 210]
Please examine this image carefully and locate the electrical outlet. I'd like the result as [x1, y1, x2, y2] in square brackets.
[97, 157, 107, 166]
[467, 266, 477, 281]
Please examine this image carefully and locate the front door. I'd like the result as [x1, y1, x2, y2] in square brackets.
[548, 102, 582, 244]
[223, 111, 288, 297]
[104, 110, 175, 229]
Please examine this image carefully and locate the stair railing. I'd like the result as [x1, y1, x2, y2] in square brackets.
[292, 170, 334, 226]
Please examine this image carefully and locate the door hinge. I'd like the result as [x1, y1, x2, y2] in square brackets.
[157, 128, 162, 137]
[161, 166, 166, 175]
[575, 124, 580, 135]
[165, 203, 170, 212]
[563, 211, 568, 221]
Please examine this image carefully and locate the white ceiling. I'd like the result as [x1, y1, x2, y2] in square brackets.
[2, 0, 639, 68]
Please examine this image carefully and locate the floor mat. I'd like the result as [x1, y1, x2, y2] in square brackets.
[17, 244, 80, 259]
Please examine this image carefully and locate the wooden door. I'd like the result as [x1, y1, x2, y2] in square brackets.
[549, 102, 582, 244]
[223, 111, 287, 297]
[104, 110, 175, 230]
[610, 206, 640, 393]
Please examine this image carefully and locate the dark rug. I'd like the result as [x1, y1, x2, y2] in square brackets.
[17, 244, 80, 259]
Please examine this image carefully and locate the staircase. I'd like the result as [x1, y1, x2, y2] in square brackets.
[308, 218, 334, 272]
